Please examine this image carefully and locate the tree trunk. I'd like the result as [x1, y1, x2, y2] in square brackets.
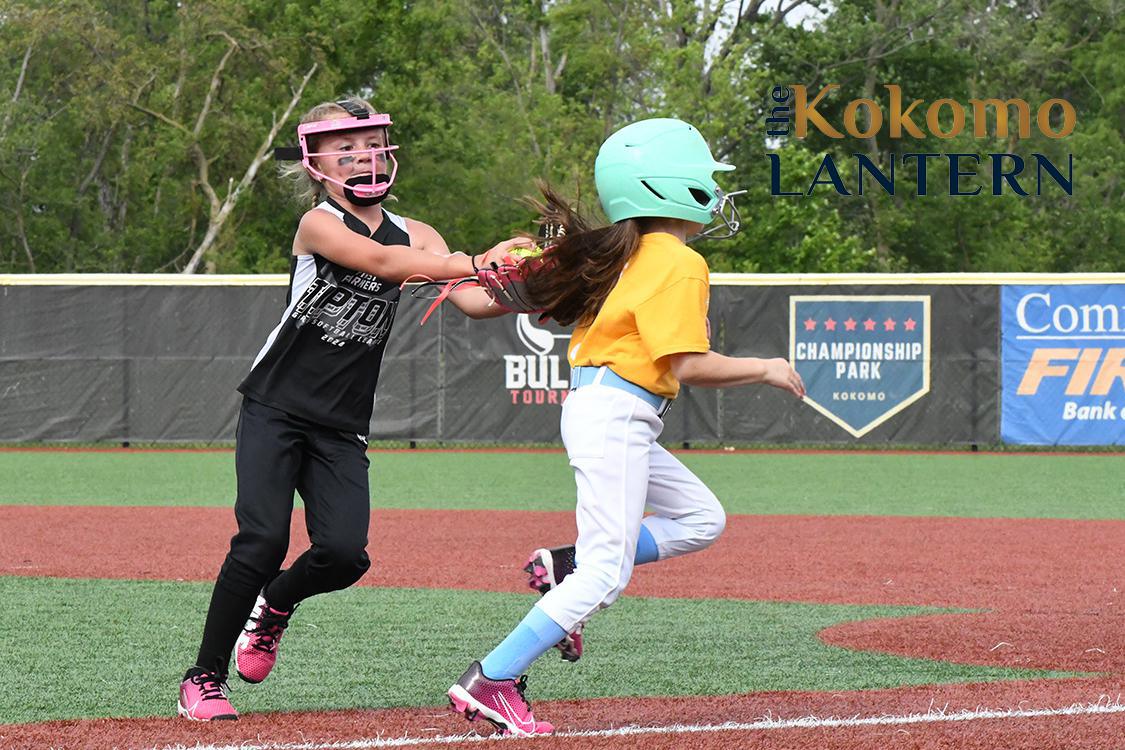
[1, 43, 33, 138]
[182, 63, 318, 273]
[15, 166, 35, 272]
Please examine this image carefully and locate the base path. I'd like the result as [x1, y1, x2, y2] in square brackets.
[2, 678, 1124, 750]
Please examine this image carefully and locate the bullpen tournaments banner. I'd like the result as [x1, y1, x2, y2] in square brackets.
[1001, 284, 1125, 445]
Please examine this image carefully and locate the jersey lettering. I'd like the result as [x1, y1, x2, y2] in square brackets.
[239, 203, 409, 433]
[292, 277, 398, 349]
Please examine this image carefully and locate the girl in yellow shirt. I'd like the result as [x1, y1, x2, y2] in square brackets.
[447, 118, 805, 736]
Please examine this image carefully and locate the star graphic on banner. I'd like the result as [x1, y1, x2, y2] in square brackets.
[863, 318, 876, 331]
[804, 317, 817, 331]
[884, 318, 896, 331]
[904, 318, 917, 331]
[844, 317, 857, 331]
[825, 317, 837, 331]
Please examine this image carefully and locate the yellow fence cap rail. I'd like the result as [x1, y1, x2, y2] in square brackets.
[1, 272, 1122, 287]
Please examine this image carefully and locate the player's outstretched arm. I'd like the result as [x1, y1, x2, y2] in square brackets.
[668, 350, 806, 398]
[298, 209, 478, 282]
[405, 218, 511, 319]
[299, 210, 531, 285]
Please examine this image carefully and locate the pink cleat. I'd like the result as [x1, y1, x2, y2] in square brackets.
[234, 593, 294, 683]
[447, 661, 554, 736]
[555, 623, 583, 662]
[525, 546, 576, 595]
[177, 668, 238, 721]
[525, 546, 584, 662]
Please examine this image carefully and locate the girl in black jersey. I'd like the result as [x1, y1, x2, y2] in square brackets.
[177, 97, 526, 721]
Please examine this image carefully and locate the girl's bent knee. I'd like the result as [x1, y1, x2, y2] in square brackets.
[703, 505, 727, 544]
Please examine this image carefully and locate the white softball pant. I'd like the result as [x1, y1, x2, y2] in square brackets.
[535, 383, 727, 632]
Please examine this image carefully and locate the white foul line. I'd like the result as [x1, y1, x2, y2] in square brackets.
[152, 697, 1125, 750]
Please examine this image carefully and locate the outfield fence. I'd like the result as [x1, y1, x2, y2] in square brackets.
[1, 273, 1122, 446]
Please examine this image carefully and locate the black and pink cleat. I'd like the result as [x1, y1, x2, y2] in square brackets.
[524, 546, 584, 662]
[177, 668, 238, 721]
[234, 593, 295, 683]
[448, 661, 554, 736]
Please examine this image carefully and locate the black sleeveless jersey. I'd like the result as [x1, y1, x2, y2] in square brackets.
[238, 198, 408, 434]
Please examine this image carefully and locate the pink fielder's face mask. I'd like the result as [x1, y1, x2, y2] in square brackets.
[298, 113, 400, 205]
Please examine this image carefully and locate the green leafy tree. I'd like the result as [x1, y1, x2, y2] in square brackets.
[0, 0, 1119, 274]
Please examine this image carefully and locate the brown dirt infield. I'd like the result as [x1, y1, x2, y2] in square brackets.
[1, 507, 1123, 748]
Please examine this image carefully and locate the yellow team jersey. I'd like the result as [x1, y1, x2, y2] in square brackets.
[568, 232, 710, 399]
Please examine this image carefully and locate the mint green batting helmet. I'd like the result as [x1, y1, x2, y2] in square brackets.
[594, 118, 735, 225]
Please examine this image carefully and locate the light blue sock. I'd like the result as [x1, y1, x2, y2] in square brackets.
[479, 606, 567, 680]
[635, 523, 659, 565]
[481, 530, 658, 680]
[570, 526, 658, 571]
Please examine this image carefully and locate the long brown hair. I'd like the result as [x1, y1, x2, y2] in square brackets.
[526, 183, 642, 328]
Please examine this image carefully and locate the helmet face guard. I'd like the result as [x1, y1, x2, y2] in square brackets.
[689, 188, 747, 242]
[298, 111, 399, 203]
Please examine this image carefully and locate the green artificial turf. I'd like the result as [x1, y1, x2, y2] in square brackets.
[0, 450, 1122, 519]
[0, 577, 1068, 725]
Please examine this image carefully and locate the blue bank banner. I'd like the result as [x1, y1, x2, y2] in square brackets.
[1001, 284, 1125, 445]
[790, 296, 931, 437]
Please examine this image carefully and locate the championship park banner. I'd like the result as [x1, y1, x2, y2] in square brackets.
[1, 274, 1121, 446]
[789, 295, 930, 438]
[1001, 284, 1125, 445]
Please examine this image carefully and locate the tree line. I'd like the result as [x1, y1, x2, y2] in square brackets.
[0, 0, 1120, 275]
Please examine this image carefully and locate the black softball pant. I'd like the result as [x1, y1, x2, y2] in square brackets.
[194, 397, 371, 676]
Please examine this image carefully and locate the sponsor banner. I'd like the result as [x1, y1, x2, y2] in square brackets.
[503, 314, 572, 407]
[1001, 284, 1125, 445]
[439, 310, 573, 443]
[0, 282, 1003, 444]
[790, 295, 930, 437]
